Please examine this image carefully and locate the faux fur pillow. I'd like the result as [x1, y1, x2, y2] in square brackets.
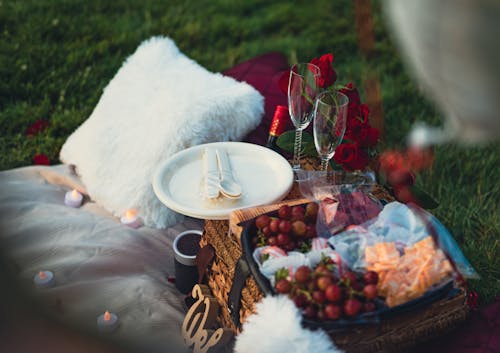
[60, 36, 264, 228]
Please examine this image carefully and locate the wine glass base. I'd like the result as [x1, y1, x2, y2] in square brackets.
[292, 165, 304, 181]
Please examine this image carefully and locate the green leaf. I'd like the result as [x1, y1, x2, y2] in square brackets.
[301, 132, 318, 157]
[276, 130, 298, 152]
[409, 185, 439, 209]
[329, 159, 344, 171]
[275, 267, 289, 281]
[277, 130, 317, 157]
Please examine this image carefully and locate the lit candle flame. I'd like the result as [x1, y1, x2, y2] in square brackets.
[71, 189, 79, 198]
[125, 209, 136, 220]
[104, 310, 111, 321]
[39, 271, 46, 279]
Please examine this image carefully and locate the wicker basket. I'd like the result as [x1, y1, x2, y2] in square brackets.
[200, 159, 470, 352]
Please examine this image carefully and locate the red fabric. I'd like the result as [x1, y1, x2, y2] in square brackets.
[223, 52, 499, 353]
[223, 52, 292, 145]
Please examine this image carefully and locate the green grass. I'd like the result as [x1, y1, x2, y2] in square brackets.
[0, 0, 498, 303]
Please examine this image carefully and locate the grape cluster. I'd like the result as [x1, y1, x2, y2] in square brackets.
[252, 203, 381, 321]
[275, 261, 380, 321]
[253, 203, 319, 252]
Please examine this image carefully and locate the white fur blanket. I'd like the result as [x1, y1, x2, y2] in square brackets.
[60, 36, 264, 228]
[235, 296, 342, 353]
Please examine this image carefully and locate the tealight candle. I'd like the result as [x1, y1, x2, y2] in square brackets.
[64, 189, 83, 208]
[97, 310, 119, 332]
[120, 209, 141, 228]
[34, 270, 55, 288]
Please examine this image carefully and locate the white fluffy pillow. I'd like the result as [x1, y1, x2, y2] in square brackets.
[60, 36, 264, 228]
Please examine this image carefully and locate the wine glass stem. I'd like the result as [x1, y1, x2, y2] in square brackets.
[321, 158, 329, 171]
[292, 128, 303, 170]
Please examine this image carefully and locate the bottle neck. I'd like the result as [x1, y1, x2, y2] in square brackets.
[269, 105, 289, 137]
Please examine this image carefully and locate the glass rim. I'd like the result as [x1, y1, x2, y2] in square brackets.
[290, 62, 321, 78]
[316, 90, 349, 107]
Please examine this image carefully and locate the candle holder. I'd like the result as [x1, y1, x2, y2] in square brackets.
[64, 189, 83, 208]
[97, 310, 119, 332]
[120, 209, 142, 228]
[34, 270, 55, 288]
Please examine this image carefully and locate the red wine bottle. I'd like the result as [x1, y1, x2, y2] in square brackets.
[266, 105, 289, 152]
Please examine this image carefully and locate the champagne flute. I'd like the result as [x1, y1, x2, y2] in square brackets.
[313, 91, 349, 171]
[288, 63, 321, 171]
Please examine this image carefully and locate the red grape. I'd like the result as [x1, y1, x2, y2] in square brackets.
[343, 298, 362, 317]
[363, 284, 378, 300]
[255, 215, 270, 229]
[291, 221, 307, 237]
[293, 294, 307, 308]
[290, 206, 305, 221]
[294, 266, 312, 284]
[307, 278, 318, 292]
[277, 233, 290, 246]
[312, 290, 326, 304]
[363, 271, 379, 285]
[316, 275, 333, 291]
[303, 305, 317, 319]
[278, 220, 292, 233]
[262, 226, 272, 237]
[275, 279, 292, 294]
[269, 218, 280, 233]
[316, 308, 326, 321]
[325, 284, 343, 303]
[267, 236, 278, 246]
[278, 205, 292, 220]
[341, 271, 358, 286]
[314, 264, 330, 277]
[324, 303, 342, 320]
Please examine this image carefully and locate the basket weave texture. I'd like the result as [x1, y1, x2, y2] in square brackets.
[200, 158, 470, 352]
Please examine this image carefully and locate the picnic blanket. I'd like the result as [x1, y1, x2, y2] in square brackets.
[0, 164, 202, 353]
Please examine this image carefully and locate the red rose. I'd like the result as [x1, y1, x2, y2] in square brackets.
[334, 143, 357, 166]
[363, 127, 379, 147]
[406, 146, 434, 172]
[310, 53, 336, 88]
[358, 103, 370, 124]
[26, 119, 49, 137]
[347, 121, 379, 147]
[334, 143, 370, 171]
[345, 118, 363, 141]
[346, 146, 369, 171]
[339, 83, 361, 108]
[377, 150, 406, 174]
[33, 153, 50, 165]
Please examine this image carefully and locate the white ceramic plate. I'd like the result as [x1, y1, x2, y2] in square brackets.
[152, 142, 294, 220]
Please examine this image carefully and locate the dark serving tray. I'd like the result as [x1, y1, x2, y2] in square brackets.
[239, 210, 458, 332]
